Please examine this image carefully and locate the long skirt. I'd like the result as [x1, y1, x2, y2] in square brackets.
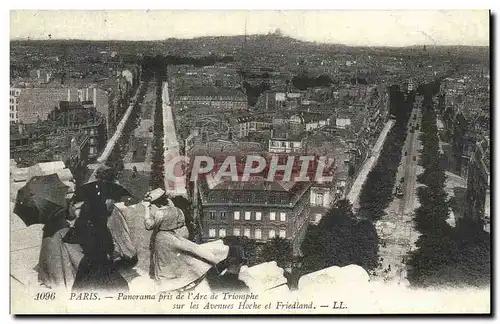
[37, 228, 84, 289]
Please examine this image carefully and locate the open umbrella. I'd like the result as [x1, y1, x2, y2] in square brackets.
[13, 174, 70, 226]
[81, 165, 133, 202]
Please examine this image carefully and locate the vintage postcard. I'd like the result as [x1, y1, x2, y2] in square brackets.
[9, 10, 491, 314]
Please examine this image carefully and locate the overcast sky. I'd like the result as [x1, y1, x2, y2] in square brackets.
[10, 10, 490, 46]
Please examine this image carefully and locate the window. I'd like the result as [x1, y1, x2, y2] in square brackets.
[255, 212, 262, 221]
[233, 228, 241, 236]
[234, 211, 240, 220]
[254, 229, 262, 240]
[244, 228, 251, 238]
[270, 212, 276, 221]
[280, 212, 287, 222]
[245, 211, 251, 220]
[209, 228, 216, 238]
[219, 228, 226, 238]
[209, 211, 216, 220]
[279, 229, 286, 238]
[220, 211, 226, 219]
[90, 147, 97, 154]
[316, 193, 324, 206]
[269, 229, 276, 238]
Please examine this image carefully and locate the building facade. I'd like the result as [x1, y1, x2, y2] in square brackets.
[237, 115, 272, 138]
[173, 95, 248, 111]
[464, 137, 490, 232]
[9, 86, 109, 126]
[268, 134, 304, 154]
[198, 179, 312, 256]
[9, 88, 21, 124]
[11, 101, 106, 166]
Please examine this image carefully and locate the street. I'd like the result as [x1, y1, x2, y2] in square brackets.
[97, 82, 146, 164]
[123, 81, 157, 172]
[162, 82, 187, 197]
[372, 99, 423, 285]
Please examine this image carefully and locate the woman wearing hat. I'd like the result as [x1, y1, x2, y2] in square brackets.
[37, 192, 84, 290]
[143, 189, 233, 293]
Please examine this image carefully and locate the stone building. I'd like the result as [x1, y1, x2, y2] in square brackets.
[464, 136, 490, 232]
[198, 177, 312, 256]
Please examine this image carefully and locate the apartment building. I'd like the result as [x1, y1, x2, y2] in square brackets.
[198, 178, 312, 256]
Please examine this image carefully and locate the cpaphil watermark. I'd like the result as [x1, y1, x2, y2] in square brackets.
[165, 155, 335, 183]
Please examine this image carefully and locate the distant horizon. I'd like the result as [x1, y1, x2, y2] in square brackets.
[10, 10, 490, 47]
[9, 34, 490, 49]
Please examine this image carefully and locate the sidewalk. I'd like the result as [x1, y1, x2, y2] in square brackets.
[347, 119, 395, 210]
[97, 82, 145, 164]
[162, 82, 187, 197]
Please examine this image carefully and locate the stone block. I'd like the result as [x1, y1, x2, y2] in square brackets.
[11, 168, 29, 182]
[238, 261, 288, 293]
[298, 264, 370, 296]
[28, 161, 66, 179]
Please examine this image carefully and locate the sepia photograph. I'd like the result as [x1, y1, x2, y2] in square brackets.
[8, 9, 491, 315]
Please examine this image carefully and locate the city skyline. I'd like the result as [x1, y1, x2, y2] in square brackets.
[10, 10, 490, 47]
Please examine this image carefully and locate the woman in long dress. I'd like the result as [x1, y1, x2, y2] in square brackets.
[37, 197, 84, 290]
[143, 196, 226, 293]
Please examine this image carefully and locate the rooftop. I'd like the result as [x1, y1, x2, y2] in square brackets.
[174, 86, 246, 99]
[190, 140, 265, 156]
[199, 176, 312, 208]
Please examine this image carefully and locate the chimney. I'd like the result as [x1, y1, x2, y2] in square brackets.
[67, 89, 71, 101]
[93, 88, 97, 107]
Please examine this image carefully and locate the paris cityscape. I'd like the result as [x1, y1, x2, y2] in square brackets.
[9, 11, 491, 312]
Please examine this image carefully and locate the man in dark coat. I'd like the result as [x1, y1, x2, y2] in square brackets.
[68, 166, 129, 293]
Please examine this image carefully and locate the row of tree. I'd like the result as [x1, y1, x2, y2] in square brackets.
[107, 79, 149, 170]
[406, 83, 490, 288]
[242, 81, 271, 106]
[294, 86, 415, 287]
[150, 75, 166, 190]
[299, 200, 379, 277]
[220, 235, 293, 270]
[358, 87, 415, 221]
[141, 54, 234, 79]
[291, 74, 333, 91]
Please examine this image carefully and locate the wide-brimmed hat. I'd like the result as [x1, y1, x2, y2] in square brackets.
[82, 164, 132, 201]
[144, 188, 166, 202]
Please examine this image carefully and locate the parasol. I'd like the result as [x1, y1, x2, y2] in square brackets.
[13, 174, 70, 226]
[81, 165, 133, 201]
